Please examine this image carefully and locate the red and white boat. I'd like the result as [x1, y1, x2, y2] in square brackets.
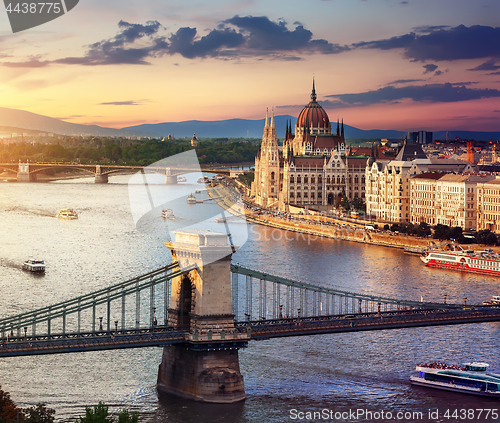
[421, 249, 500, 277]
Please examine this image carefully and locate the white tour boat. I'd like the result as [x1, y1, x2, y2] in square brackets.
[420, 249, 500, 277]
[186, 193, 197, 204]
[197, 176, 210, 184]
[22, 259, 45, 273]
[161, 208, 175, 219]
[177, 176, 187, 183]
[57, 208, 78, 219]
[411, 362, 500, 397]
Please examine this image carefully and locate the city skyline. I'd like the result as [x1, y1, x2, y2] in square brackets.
[0, 0, 499, 132]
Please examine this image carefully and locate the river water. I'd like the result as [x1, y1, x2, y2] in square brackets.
[1, 175, 500, 422]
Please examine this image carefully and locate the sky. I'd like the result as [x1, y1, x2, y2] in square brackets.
[0, 0, 500, 132]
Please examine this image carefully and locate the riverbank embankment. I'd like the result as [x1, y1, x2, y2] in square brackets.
[208, 183, 431, 252]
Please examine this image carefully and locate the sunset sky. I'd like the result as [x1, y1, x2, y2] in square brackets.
[1, 0, 500, 132]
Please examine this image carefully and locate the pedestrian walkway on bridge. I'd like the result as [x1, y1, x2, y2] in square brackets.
[0, 261, 499, 358]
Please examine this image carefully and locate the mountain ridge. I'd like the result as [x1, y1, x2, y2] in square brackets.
[0, 106, 499, 141]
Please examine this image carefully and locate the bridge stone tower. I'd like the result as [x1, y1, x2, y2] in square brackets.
[94, 165, 108, 183]
[157, 230, 247, 403]
[17, 162, 36, 182]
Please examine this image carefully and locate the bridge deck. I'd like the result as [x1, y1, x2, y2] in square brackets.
[1, 307, 499, 357]
[239, 307, 500, 340]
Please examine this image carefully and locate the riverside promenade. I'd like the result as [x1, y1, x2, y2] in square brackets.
[208, 182, 431, 252]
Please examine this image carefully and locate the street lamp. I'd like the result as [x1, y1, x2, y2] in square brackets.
[114, 321, 118, 333]
[99, 316, 103, 331]
[463, 297, 467, 307]
[443, 294, 447, 305]
[279, 305, 283, 319]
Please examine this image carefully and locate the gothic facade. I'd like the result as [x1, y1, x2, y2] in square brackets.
[251, 82, 366, 211]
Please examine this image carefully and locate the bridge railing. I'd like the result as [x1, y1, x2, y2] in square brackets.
[230, 263, 461, 323]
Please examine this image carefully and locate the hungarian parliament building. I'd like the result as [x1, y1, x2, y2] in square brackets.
[251, 81, 366, 211]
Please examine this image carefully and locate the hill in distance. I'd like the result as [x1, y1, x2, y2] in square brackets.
[121, 116, 408, 140]
[0, 107, 147, 137]
[0, 106, 499, 141]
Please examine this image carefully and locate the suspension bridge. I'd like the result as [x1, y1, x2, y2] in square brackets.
[1, 261, 499, 358]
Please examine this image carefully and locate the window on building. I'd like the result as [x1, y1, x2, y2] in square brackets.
[304, 175, 308, 183]
[297, 175, 301, 183]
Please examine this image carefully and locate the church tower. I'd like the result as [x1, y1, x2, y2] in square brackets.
[251, 108, 280, 207]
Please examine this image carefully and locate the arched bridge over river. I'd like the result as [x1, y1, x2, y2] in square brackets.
[0, 162, 232, 183]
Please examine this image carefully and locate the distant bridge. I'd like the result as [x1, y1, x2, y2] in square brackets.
[0, 162, 233, 183]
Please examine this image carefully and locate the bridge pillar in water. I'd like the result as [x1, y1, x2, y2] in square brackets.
[164, 167, 177, 185]
[158, 230, 246, 403]
[17, 162, 36, 182]
[94, 165, 108, 183]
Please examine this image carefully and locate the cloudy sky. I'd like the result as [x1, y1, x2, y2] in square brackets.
[1, 0, 500, 132]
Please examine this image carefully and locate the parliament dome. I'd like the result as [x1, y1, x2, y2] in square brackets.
[296, 80, 331, 134]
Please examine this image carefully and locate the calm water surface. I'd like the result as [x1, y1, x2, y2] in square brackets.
[1, 176, 499, 422]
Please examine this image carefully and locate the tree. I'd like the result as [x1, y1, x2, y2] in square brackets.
[476, 229, 499, 246]
[433, 224, 450, 240]
[351, 197, 366, 212]
[76, 402, 138, 423]
[416, 221, 432, 237]
[23, 403, 55, 423]
[76, 402, 114, 423]
[117, 409, 138, 423]
[0, 386, 22, 423]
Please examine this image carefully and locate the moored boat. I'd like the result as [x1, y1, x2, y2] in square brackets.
[22, 259, 45, 273]
[197, 176, 209, 184]
[186, 193, 197, 204]
[57, 208, 78, 219]
[161, 208, 174, 219]
[177, 176, 187, 183]
[420, 249, 500, 277]
[483, 295, 500, 305]
[411, 362, 500, 397]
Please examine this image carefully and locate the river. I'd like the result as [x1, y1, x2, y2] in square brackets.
[1, 175, 499, 422]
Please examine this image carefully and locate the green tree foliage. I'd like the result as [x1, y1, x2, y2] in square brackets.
[76, 402, 114, 423]
[1, 137, 260, 166]
[237, 172, 254, 187]
[0, 385, 22, 423]
[351, 197, 366, 212]
[22, 403, 55, 423]
[117, 409, 138, 423]
[476, 229, 499, 246]
[76, 402, 138, 423]
[432, 224, 465, 242]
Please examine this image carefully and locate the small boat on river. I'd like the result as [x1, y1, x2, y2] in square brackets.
[187, 193, 197, 204]
[57, 208, 78, 219]
[162, 208, 175, 219]
[22, 259, 45, 273]
[197, 176, 209, 184]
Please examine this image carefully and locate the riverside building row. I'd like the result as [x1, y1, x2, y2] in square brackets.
[250, 81, 500, 232]
[365, 141, 500, 231]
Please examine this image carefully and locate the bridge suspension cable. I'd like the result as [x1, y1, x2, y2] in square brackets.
[0, 262, 196, 341]
[230, 263, 460, 322]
